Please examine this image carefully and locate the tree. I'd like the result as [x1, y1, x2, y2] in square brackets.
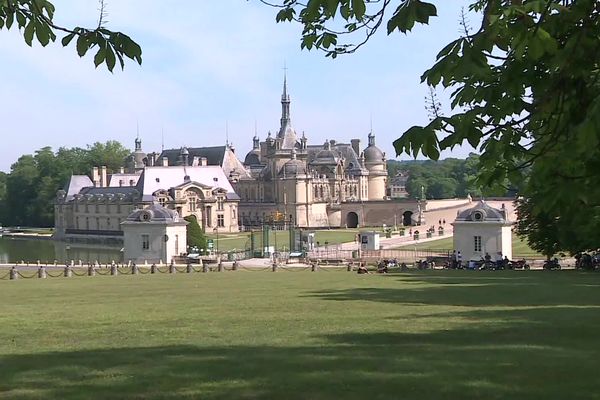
[184, 215, 207, 252]
[0, 0, 141, 72]
[265, 0, 600, 254]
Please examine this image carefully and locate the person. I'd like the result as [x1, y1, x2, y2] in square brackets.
[503, 255, 510, 269]
[357, 262, 370, 274]
[457, 251, 462, 269]
[484, 252, 492, 269]
[496, 252, 503, 269]
[400, 262, 408, 271]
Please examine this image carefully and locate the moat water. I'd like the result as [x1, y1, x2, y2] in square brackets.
[0, 236, 123, 264]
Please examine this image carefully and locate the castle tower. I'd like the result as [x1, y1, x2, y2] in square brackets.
[363, 131, 387, 201]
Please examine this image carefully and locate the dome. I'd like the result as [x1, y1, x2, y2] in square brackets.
[363, 145, 384, 164]
[244, 150, 261, 166]
[126, 204, 181, 223]
[455, 201, 508, 222]
[279, 159, 307, 177]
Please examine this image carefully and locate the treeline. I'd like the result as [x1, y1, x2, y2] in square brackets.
[387, 154, 517, 199]
[0, 142, 130, 228]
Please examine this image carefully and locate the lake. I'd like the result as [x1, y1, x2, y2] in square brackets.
[0, 236, 123, 264]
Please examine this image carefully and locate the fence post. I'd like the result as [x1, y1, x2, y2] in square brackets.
[232, 260, 238, 271]
[38, 266, 47, 279]
[272, 263, 278, 272]
[64, 266, 72, 278]
[110, 264, 118, 276]
[132, 263, 138, 275]
[218, 262, 224, 272]
[10, 267, 17, 280]
[169, 262, 176, 274]
[202, 264, 208, 273]
[311, 263, 317, 272]
[151, 264, 157, 274]
[347, 263, 353, 272]
[186, 263, 193, 273]
[88, 265, 95, 276]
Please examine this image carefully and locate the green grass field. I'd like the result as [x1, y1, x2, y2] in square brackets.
[1, 271, 599, 399]
[206, 229, 378, 252]
[396, 234, 543, 257]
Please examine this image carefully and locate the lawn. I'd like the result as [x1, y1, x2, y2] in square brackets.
[206, 228, 379, 252]
[396, 234, 543, 258]
[1, 270, 599, 399]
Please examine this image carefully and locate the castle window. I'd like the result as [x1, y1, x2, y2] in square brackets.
[188, 195, 197, 212]
[142, 234, 150, 250]
[474, 236, 482, 252]
[158, 197, 166, 207]
[217, 197, 224, 211]
[217, 214, 225, 227]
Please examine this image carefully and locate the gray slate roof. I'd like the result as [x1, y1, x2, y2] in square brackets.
[455, 200, 509, 222]
[158, 146, 226, 166]
[135, 166, 237, 202]
[63, 175, 93, 200]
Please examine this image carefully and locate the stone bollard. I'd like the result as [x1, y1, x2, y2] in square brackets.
[64, 266, 72, 278]
[150, 264, 157, 274]
[218, 262, 224, 272]
[88, 265, 96, 276]
[38, 266, 47, 279]
[232, 260, 239, 271]
[132, 264, 138, 275]
[110, 264, 118, 276]
[202, 264, 208, 273]
[311, 263, 317, 272]
[186, 263, 193, 273]
[10, 267, 18, 280]
[169, 263, 176, 274]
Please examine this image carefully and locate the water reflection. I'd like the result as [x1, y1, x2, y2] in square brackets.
[0, 237, 122, 264]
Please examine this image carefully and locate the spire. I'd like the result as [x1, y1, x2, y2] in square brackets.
[279, 65, 291, 136]
[368, 131, 375, 147]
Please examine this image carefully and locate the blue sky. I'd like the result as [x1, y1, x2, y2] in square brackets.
[0, 0, 477, 172]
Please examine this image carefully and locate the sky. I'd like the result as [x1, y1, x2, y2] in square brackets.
[0, 0, 478, 172]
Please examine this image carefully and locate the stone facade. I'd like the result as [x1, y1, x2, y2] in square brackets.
[122, 204, 188, 264]
[452, 200, 513, 262]
[236, 76, 420, 228]
[54, 162, 240, 244]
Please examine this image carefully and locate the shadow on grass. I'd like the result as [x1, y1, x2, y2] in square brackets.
[2, 271, 600, 399]
[307, 271, 600, 307]
[1, 306, 599, 400]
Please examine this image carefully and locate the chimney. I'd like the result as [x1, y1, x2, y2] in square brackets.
[100, 166, 107, 188]
[200, 157, 207, 166]
[92, 167, 100, 187]
[162, 157, 169, 167]
[351, 139, 361, 156]
[147, 152, 155, 167]
[119, 167, 125, 174]
[192, 156, 200, 166]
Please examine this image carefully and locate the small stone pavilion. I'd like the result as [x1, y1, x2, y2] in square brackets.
[121, 204, 188, 264]
[452, 200, 513, 261]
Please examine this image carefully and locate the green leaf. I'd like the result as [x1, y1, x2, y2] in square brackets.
[352, 0, 365, 19]
[93, 47, 106, 68]
[76, 34, 89, 57]
[105, 45, 116, 72]
[23, 21, 34, 46]
[34, 20, 51, 46]
[61, 32, 76, 46]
